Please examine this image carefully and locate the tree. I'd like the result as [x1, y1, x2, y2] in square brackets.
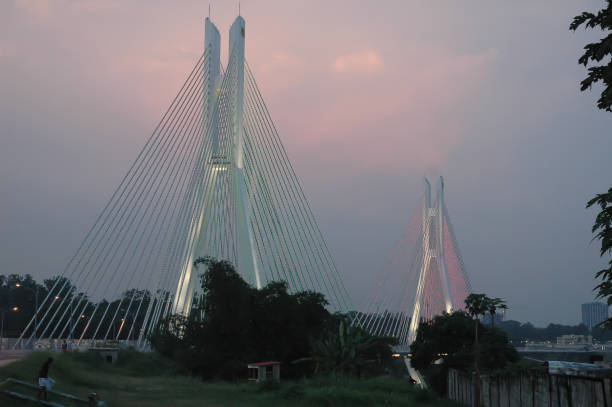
[310, 318, 395, 377]
[571, 3, 612, 331]
[465, 293, 490, 346]
[487, 297, 507, 329]
[0, 274, 49, 337]
[587, 189, 612, 329]
[464, 293, 507, 407]
[150, 257, 340, 380]
[149, 314, 188, 358]
[149, 258, 397, 380]
[410, 311, 518, 395]
[411, 312, 477, 372]
[570, 1, 612, 112]
[187, 257, 255, 379]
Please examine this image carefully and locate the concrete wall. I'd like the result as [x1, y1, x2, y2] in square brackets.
[448, 369, 612, 407]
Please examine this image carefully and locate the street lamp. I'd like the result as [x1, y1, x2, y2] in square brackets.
[1, 306, 19, 351]
[15, 283, 40, 340]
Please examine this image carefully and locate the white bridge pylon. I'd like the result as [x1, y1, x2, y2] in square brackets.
[407, 177, 455, 344]
[172, 17, 261, 315]
[356, 177, 471, 349]
[15, 15, 350, 350]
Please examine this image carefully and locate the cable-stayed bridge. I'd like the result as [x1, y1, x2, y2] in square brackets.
[15, 16, 351, 350]
[355, 177, 472, 350]
[14, 16, 472, 355]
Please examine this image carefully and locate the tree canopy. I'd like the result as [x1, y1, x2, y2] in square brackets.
[410, 310, 518, 395]
[150, 258, 393, 380]
[587, 189, 612, 329]
[571, 3, 612, 330]
[411, 311, 518, 373]
[570, 1, 612, 111]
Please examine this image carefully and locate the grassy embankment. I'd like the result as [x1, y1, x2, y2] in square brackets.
[0, 350, 457, 406]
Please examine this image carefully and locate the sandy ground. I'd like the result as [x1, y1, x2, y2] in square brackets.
[0, 351, 28, 367]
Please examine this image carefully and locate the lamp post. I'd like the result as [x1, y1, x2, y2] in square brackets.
[15, 283, 39, 340]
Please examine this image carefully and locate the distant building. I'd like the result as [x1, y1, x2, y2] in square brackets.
[582, 302, 608, 331]
[481, 312, 504, 326]
[556, 334, 593, 346]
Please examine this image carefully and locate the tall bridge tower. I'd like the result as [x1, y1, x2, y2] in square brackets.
[16, 16, 350, 350]
[172, 16, 261, 315]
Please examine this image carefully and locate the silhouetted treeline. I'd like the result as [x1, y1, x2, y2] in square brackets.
[0, 273, 156, 340]
[497, 320, 612, 343]
[150, 258, 395, 380]
[5, 273, 611, 346]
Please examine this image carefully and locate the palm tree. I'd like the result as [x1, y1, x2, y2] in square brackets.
[465, 293, 506, 407]
[487, 297, 507, 329]
[310, 320, 395, 377]
[465, 293, 489, 346]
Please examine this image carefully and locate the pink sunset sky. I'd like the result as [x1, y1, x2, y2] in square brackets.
[1, 0, 611, 325]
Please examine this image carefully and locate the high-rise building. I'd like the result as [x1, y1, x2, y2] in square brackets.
[581, 302, 608, 331]
[481, 312, 504, 326]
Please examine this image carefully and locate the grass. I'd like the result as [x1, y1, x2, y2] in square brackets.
[0, 350, 458, 406]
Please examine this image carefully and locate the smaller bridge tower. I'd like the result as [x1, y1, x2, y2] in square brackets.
[356, 176, 471, 348]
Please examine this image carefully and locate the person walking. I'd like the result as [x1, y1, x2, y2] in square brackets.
[37, 357, 54, 401]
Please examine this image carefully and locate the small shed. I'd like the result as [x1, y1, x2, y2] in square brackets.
[90, 347, 120, 364]
[248, 361, 280, 382]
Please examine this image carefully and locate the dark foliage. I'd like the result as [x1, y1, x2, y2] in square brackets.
[570, 1, 612, 111]
[571, 2, 612, 333]
[586, 189, 612, 330]
[0, 274, 154, 341]
[478, 328, 520, 370]
[147, 314, 188, 360]
[150, 258, 391, 380]
[411, 312, 475, 372]
[411, 311, 518, 371]
[571, 2, 612, 332]
[410, 311, 518, 394]
[310, 318, 396, 377]
[0, 274, 48, 337]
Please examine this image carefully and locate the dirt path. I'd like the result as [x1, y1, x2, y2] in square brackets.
[0, 351, 28, 367]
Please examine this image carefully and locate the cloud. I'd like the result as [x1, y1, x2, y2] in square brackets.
[113, 45, 200, 76]
[70, 0, 120, 13]
[331, 50, 384, 74]
[0, 42, 17, 58]
[14, 0, 51, 20]
[259, 52, 301, 73]
[13, 0, 119, 21]
[275, 45, 499, 174]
